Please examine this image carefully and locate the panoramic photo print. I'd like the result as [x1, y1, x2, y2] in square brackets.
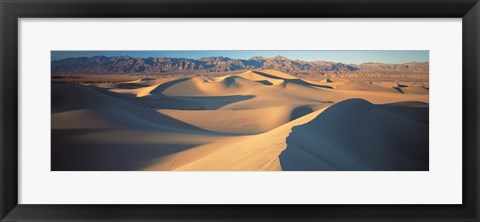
[51, 50, 429, 171]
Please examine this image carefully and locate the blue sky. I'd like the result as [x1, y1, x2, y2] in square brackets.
[51, 50, 429, 64]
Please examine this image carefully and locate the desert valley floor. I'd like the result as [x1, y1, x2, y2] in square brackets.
[52, 70, 429, 171]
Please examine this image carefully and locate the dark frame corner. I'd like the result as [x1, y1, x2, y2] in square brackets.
[1, 0, 479, 221]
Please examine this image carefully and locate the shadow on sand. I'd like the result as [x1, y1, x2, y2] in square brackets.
[279, 99, 429, 171]
[51, 129, 203, 171]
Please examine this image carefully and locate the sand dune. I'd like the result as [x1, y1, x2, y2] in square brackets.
[257, 69, 299, 79]
[235, 70, 287, 85]
[51, 83, 229, 171]
[109, 84, 161, 97]
[52, 69, 429, 171]
[280, 99, 429, 171]
[158, 104, 327, 135]
[52, 84, 211, 132]
[149, 76, 268, 96]
[143, 108, 326, 171]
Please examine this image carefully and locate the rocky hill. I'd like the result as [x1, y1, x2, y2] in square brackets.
[51, 55, 429, 76]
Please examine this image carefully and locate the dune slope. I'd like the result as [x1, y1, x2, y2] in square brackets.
[51, 83, 228, 171]
[279, 99, 429, 171]
[144, 108, 326, 171]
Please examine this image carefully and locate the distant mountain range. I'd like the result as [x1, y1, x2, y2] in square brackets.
[51, 55, 429, 76]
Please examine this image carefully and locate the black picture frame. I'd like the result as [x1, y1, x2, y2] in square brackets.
[1, 0, 479, 221]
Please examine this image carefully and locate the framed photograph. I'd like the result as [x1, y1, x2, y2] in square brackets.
[1, 0, 479, 221]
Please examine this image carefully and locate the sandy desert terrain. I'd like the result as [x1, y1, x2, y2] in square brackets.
[51, 70, 429, 171]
